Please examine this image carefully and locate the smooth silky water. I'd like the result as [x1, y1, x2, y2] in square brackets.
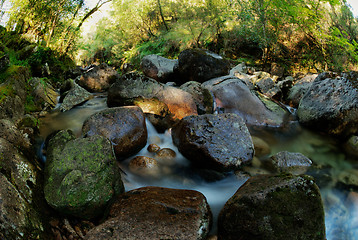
[38, 96, 358, 239]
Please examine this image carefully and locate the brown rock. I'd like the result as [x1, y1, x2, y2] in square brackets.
[128, 156, 160, 176]
[82, 106, 147, 159]
[85, 187, 212, 240]
[172, 113, 254, 171]
[78, 64, 119, 92]
[147, 143, 160, 153]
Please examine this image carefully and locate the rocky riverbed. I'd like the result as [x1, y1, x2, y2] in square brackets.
[1, 49, 358, 239]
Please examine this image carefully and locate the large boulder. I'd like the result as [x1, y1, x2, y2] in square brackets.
[0, 136, 50, 239]
[174, 48, 230, 83]
[172, 113, 254, 171]
[203, 76, 289, 127]
[44, 131, 124, 219]
[297, 72, 358, 137]
[140, 54, 177, 82]
[77, 63, 119, 92]
[85, 186, 212, 240]
[218, 174, 326, 240]
[82, 106, 147, 159]
[60, 82, 93, 112]
[107, 72, 197, 120]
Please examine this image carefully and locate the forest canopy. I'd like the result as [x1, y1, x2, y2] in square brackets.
[1, 0, 358, 73]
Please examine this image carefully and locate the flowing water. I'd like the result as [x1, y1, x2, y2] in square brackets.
[38, 96, 358, 239]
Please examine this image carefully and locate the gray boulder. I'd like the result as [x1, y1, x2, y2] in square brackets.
[82, 106, 147, 159]
[174, 48, 230, 83]
[287, 73, 318, 107]
[44, 131, 124, 219]
[297, 72, 358, 137]
[203, 76, 289, 127]
[172, 113, 254, 171]
[141, 54, 177, 82]
[77, 63, 118, 92]
[60, 82, 93, 112]
[218, 174, 326, 240]
[85, 186, 212, 240]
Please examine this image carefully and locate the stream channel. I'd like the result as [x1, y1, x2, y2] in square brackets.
[38, 94, 358, 239]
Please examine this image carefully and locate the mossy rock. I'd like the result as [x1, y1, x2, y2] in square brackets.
[218, 174, 325, 240]
[44, 132, 124, 219]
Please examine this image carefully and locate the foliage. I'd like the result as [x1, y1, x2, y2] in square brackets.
[76, 0, 358, 73]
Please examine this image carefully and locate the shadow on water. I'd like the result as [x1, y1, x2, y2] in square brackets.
[38, 96, 358, 239]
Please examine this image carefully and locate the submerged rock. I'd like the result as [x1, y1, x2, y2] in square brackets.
[60, 83, 93, 112]
[252, 136, 271, 158]
[141, 54, 177, 82]
[44, 132, 124, 219]
[203, 76, 289, 127]
[173, 48, 230, 83]
[297, 72, 358, 137]
[128, 156, 160, 177]
[172, 113, 254, 171]
[218, 174, 326, 240]
[85, 186, 212, 240]
[267, 151, 312, 174]
[82, 106, 147, 160]
[107, 72, 197, 121]
[77, 63, 118, 92]
[344, 135, 358, 158]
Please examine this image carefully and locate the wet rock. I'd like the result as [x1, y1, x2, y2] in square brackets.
[77, 64, 119, 92]
[287, 73, 317, 107]
[172, 113, 254, 171]
[297, 71, 358, 137]
[60, 83, 93, 112]
[107, 72, 197, 120]
[0, 137, 50, 239]
[252, 136, 271, 158]
[147, 143, 161, 153]
[132, 97, 176, 132]
[129, 156, 160, 176]
[85, 186, 212, 240]
[140, 54, 177, 82]
[343, 135, 358, 158]
[82, 106, 147, 159]
[180, 81, 214, 114]
[218, 174, 326, 240]
[173, 48, 230, 83]
[29, 77, 59, 110]
[267, 151, 312, 174]
[203, 76, 289, 127]
[44, 133, 124, 219]
[155, 148, 177, 160]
